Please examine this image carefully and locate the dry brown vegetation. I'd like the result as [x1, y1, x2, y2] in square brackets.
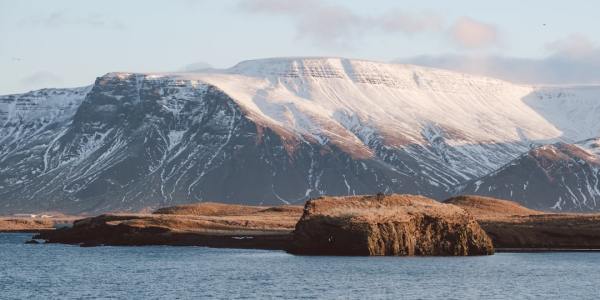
[0, 218, 54, 232]
[145, 202, 304, 234]
[444, 195, 543, 220]
[290, 194, 494, 256]
[307, 194, 471, 221]
[446, 195, 600, 250]
[0, 217, 76, 232]
[153, 202, 267, 217]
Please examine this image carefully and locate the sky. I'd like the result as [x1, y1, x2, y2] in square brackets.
[1, 0, 600, 94]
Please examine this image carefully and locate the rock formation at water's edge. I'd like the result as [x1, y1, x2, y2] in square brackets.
[288, 194, 494, 256]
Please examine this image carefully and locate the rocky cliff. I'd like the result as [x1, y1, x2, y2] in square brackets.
[289, 194, 494, 256]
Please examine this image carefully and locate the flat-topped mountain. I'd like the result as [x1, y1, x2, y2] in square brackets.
[1, 57, 600, 213]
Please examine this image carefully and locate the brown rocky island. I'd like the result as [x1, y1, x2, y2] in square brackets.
[289, 194, 494, 256]
[32, 194, 600, 255]
[35, 194, 495, 256]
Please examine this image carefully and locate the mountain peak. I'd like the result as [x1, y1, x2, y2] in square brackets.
[3, 57, 600, 213]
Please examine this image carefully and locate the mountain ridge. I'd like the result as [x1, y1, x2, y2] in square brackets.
[1, 57, 600, 213]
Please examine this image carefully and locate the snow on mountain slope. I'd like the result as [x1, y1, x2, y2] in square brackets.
[185, 58, 600, 181]
[524, 86, 600, 142]
[459, 140, 600, 211]
[0, 87, 91, 184]
[2, 57, 600, 213]
[190, 58, 565, 147]
[0, 87, 90, 147]
[1, 72, 418, 213]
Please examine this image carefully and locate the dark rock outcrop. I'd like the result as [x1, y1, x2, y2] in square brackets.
[288, 194, 494, 256]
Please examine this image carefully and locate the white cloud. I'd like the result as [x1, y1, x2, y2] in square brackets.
[449, 17, 498, 49]
[21, 11, 125, 30]
[237, 0, 443, 47]
[546, 34, 596, 57]
[398, 35, 600, 84]
[378, 10, 444, 34]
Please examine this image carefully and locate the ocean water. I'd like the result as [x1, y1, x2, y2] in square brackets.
[1, 233, 599, 299]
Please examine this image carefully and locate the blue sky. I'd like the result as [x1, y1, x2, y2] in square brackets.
[2, 0, 600, 94]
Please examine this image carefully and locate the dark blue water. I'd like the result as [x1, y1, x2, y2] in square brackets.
[1, 233, 599, 299]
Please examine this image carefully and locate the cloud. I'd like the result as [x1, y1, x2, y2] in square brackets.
[546, 34, 596, 57]
[449, 17, 498, 49]
[397, 35, 600, 84]
[237, 0, 443, 47]
[19, 71, 63, 91]
[378, 10, 444, 34]
[238, 0, 313, 13]
[238, 0, 362, 47]
[293, 3, 364, 47]
[180, 61, 213, 72]
[21, 11, 125, 30]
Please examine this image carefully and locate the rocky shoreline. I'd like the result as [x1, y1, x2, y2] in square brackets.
[446, 196, 600, 250]
[30, 194, 600, 255]
[0, 217, 76, 233]
[34, 203, 303, 250]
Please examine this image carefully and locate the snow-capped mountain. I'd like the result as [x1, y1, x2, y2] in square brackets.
[460, 139, 600, 211]
[1, 57, 600, 213]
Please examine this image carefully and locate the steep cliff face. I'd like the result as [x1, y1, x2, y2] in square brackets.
[0, 88, 90, 196]
[289, 194, 494, 256]
[0, 73, 418, 213]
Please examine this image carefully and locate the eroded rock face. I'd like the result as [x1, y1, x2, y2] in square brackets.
[289, 194, 494, 256]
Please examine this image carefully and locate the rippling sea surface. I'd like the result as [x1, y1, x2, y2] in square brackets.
[2, 233, 600, 299]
